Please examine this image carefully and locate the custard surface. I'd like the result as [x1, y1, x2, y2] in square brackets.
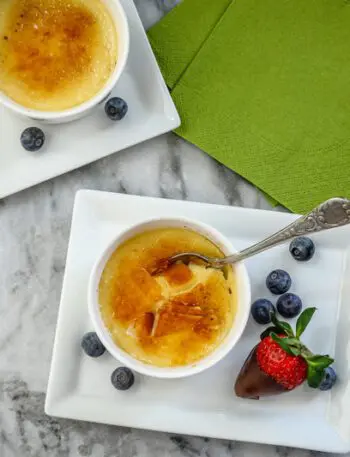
[0, 0, 117, 111]
[99, 228, 237, 367]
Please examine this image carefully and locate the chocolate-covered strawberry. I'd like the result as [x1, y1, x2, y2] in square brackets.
[235, 308, 334, 399]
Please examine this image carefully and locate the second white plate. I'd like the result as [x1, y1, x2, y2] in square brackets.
[45, 190, 350, 453]
[0, 0, 180, 199]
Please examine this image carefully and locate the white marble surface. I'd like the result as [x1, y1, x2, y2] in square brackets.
[0, 1, 334, 456]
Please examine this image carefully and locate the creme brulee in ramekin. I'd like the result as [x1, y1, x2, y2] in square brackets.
[88, 218, 251, 379]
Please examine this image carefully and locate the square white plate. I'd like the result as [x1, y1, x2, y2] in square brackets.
[0, 0, 180, 200]
[45, 190, 350, 453]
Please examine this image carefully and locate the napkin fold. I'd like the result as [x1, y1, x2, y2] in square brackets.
[148, 0, 232, 90]
[149, 0, 350, 213]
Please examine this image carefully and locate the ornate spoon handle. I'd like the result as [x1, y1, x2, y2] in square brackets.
[220, 198, 350, 265]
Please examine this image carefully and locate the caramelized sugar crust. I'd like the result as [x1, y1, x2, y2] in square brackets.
[0, 0, 117, 110]
[99, 228, 237, 367]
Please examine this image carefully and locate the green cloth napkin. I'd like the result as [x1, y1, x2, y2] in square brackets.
[149, 0, 350, 213]
[148, 0, 232, 90]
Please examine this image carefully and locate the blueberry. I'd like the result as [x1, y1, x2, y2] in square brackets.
[105, 97, 128, 120]
[266, 269, 292, 295]
[289, 237, 315, 262]
[251, 299, 276, 324]
[111, 367, 135, 391]
[20, 127, 45, 151]
[276, 293, 302, 318]
[319, 366, 337, 391]
[81, 332, 106, 357]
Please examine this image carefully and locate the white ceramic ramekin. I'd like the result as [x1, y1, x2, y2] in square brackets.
[0, 0, 129, 124]
[88, 217, 251, 379]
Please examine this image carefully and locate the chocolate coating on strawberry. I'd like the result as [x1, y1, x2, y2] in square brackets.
[235, 346, 287, 399]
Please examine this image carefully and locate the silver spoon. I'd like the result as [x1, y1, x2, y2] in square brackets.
[169, 197, 350, 269]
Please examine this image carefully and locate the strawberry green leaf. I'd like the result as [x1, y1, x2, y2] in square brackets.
[304, 355, 334, 369]
[270, 333, 300, 356]
[296, 307, 317, 338]
[271, 313, 294, 337]
[260, 326, 281, 340]
[307, 365, 326, 388]
[280, 337, 302, 348]
[305, 355, 334, 388]
[300, 345, 313, 359]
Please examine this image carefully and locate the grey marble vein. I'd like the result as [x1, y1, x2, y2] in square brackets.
[0, 1, 333, 456]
